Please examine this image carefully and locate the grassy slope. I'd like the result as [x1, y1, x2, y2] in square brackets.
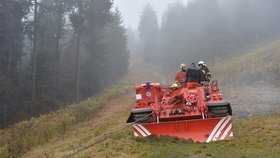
[211, 39, 280, 116]
[0, 83, 131, 158]
[21, 96, 280, 158]
[2, 40, 280, 158]
[212, 38, 280, 84]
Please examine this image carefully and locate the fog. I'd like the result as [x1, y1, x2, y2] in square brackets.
[116, 0, 280, 116]
[114, 0, 189, 29]
[117, 0, 280, 72]
[1, 0, 280, 127]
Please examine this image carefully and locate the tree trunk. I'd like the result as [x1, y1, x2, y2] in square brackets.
[75, 32, 81, 103]
[32, 0, 38, 114]
[54, 1, 63, 103]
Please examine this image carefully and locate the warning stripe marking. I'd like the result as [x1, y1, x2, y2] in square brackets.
[134, 131, 139, 137]
[229, 131, 233, 137]
[133, 124, 147, 137]
[220, 124, 232, 140]
[212, 116, 231, 141]
[206, 116, 228, 143]
[136, 124, 151, 136]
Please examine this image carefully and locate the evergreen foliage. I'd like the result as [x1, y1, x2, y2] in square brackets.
[138, 0, 280, 71]
[0, 0, 130, 127]
[138, 4, 160, 63]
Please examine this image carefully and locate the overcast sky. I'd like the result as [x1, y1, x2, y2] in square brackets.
[113, 0, 189, 30]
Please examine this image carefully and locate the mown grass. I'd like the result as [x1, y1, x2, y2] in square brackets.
[209, 38, 280, 116]
[84, 111, 280, 158]
[0, 81, 131, 158]
[140, 113, 279, 158]
[211, 39, 280, 85]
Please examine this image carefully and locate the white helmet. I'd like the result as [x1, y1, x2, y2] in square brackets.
[198, 61, 205, 65]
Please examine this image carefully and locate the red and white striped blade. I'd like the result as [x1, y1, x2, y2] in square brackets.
[132, 116, 233, 142]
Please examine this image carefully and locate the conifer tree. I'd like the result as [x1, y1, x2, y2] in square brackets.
[138, 4, 160, 63]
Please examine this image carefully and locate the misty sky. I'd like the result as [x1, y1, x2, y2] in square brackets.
[114, 0, 189, 29]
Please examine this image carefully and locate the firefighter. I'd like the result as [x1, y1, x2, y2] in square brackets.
[198, 61, 212, 82]
[186, 63, 201, 83]
[198, 61, 212, 98]
[175, 63, 187, 85]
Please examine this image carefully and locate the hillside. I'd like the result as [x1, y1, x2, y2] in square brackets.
[21, 95, 280, 158]
[212, 38, 280, 116]
[1, 39, 280, 158]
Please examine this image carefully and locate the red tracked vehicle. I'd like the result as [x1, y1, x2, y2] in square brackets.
[127, 80, 233, 142]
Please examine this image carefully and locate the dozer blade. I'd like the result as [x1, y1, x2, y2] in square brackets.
[132, 116, 233, 142]
[126, 108, 152, 123]
[208, 102, 232, 117]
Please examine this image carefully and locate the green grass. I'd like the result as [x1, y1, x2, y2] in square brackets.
[211, 39, 280, 85]
[43, 109, 279, 158]
[81, 111, 280, 158]
[0, 82, 131, 158]
[138, 113, 280, 158]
